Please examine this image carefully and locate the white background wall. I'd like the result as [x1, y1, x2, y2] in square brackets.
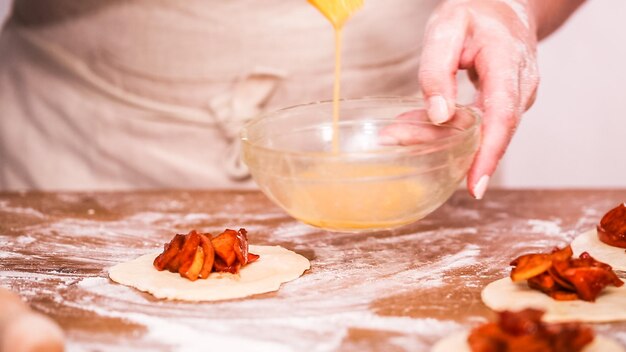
[496, 1, 626, 188]
[1, 1, 624, 188]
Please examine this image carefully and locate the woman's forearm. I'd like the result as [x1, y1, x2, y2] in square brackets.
[529, 0, 587, 40]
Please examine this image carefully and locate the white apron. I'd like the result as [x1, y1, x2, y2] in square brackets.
[0, 0, 439, 190]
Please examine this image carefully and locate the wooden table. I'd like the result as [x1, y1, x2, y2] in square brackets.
[1, 190, 625, 351]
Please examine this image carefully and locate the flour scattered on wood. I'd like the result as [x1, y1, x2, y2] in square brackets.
[526, 219, 562, 235]
[0, 194, 497, 350]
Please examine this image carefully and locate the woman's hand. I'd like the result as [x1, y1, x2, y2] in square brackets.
[420, 0, 540, 199]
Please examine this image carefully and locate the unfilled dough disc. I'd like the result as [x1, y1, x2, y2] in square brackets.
[482, 277, 626, 323]
[571, 229, 626, 271]
[431, 331, 624, 352]
[109, 245, 310, 301]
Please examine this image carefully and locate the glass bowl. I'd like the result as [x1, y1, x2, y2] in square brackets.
[241, 97, 481, 232]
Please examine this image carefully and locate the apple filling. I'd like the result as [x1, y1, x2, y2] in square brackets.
[153, 229, 259, 281]
[597, 203, 626, 248]
[510, 245, 623, 301]
[468, 309, 594, 352]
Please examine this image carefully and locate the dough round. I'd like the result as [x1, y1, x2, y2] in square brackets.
[109, 245, 310, 301]
[431, 331, 624, 352]
[572, 229, 626, 271]
[482, 278, 626, 323]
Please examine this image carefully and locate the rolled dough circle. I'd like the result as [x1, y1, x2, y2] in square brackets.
[571, 229, 626, 271]
[431, 331, 624, 352]
[482, 277, 626, 323]
[109, 245, 310, 301]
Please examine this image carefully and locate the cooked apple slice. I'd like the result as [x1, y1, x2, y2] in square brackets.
[174, 230, 202, 274]
[562, 267, 610, 302]
[549, 261, 576, 291]
[213, 256, 239, 274]
[527, 272, 558, 295]
[211, 229, 237, 266]
[553, 251, 623, 301]
[574, 252, 624, 287]
[510, 254, 552, 282]
[550, 245, 573, 262]
[549, 290, 579, 301]
[153, 234, 185, 271]
[597, 203, 626, 248]
[180, 246, 204, 281]
[198, 234, 215, 279]
[234, 228, 249, 266]
[247, 252, 260, 264]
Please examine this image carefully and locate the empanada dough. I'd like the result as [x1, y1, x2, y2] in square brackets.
[571, 229, 626, 271]
[109, 245, 310, 301]
[431, 331, 624, 352]
[482, 277, 626, 323]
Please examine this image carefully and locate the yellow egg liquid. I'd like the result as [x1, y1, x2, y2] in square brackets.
[308, 0, 362, 153]
[284, 164, 426, 230]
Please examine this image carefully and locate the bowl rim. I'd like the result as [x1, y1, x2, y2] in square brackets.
[241, 96, 482, 158]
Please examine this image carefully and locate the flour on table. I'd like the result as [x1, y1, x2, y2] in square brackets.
[0, 200, 46, 219]
[109, 245, 310, 301]
[572, 229, 626, 271]
[482, 278, 626, 323]
[527, 219, 562, 236]
[0, 193, 493, 351]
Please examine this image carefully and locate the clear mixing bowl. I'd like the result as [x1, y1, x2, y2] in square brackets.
[241, 97, 481, 232]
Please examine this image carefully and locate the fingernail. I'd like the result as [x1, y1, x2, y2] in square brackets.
[378, 135, 400, 146]
[473, 175, 490, 200]
[427, 95, 449, 124]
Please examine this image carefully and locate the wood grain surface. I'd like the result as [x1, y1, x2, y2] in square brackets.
[1, 190, 625, 351]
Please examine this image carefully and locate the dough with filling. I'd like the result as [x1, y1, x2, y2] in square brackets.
[482, 277, 626, 323]
[109, 245, 310, 301]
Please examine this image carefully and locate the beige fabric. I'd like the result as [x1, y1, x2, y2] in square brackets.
[0, 0, 439, 191]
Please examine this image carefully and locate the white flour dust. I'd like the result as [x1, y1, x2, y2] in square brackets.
[0, 200, 46, 219]
[76, 216, 479, 350]
[574, 206, 602, 232]
[526, 219, 562, 236]
[73, 274, 464, 352]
